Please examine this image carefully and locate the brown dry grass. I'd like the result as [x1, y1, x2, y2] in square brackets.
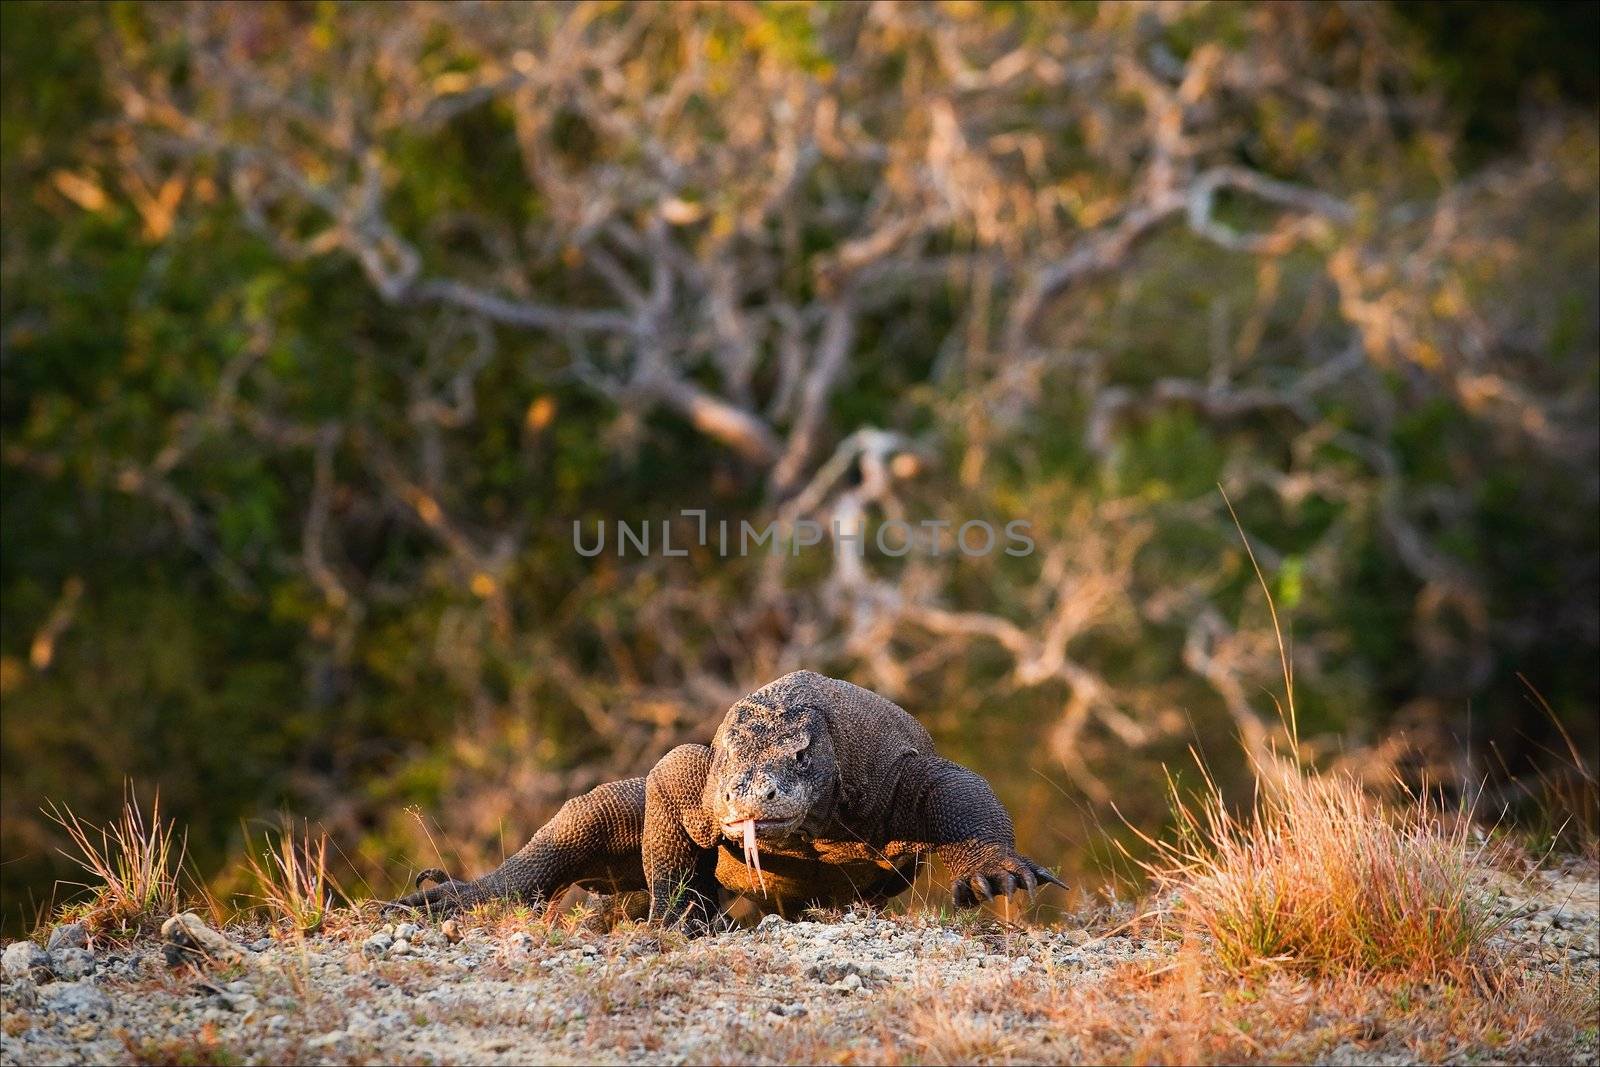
[1136, 498, 1513, 978]
[1142, 768, 1510, 976]
[877, 948, 1594, 1065]
[240, 820, 342, 934]
[44, 790, 193, 940]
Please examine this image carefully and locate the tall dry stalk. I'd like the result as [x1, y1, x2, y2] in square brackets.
[45, 789, 189, 938]
[1136, 499, 1509, 976]
[242, 820, 342, 934]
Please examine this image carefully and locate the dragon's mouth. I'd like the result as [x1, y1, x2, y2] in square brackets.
[720, 817, 800, 896]
[719, 817, 796, 837]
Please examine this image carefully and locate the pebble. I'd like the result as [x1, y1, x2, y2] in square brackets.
[46, 923, 88, 954]
[3, 941, 52, 982]
[50, 947, 96, 981]
[765, 1001, 812, 1022]
[3, 976, 39, 1012]
[394, 922, 421, 942]
[219, 991, 258, 1014]
[306, 1030, 347, 1049]
[40, 980, 113, 1020]
[441, 919, 463, 944]
[161, 913, 243, 966]
[362, 932, 394, 957]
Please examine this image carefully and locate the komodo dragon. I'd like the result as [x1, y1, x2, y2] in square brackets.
[389, 670, 1063, 932]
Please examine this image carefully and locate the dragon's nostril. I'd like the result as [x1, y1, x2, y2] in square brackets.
[763, 786, 777, 801]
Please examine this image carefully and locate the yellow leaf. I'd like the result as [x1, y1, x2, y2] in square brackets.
[525, 396, 557, 431]
[409, 491, 443, 525]
[51, 170, 108, 212]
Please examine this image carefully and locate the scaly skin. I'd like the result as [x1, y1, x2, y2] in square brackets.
[390, 671, 1063, 931]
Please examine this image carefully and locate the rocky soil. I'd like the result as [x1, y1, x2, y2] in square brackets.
[3, 864, 1596, 1066]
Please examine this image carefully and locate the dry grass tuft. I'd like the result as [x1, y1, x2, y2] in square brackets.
[1135, 495, 1514, 979]
[899, 995, 1020, 1063]
[45, 790, 189, 939]
[242, 820, 342, 934]
[1145, 766, 1509, 976]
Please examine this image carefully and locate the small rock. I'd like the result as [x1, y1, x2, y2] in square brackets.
[441, 919, 463, 944]
[306, 1030, 347, 1049]
[3, 941, 52, 982]
[250, 937, 275, 952]
[41, 980, 113, 1020]
[830, 972, 863, 993]
[266, 1013, 288, 1032]
[756, 914, 787, 933]
[220, 992, 259, 1014]
[161, 913, 243, 967]
[389, 938, 414, 956]
[1011, 957, 1034, 974]
[361, 932, 394, 957]
[50, 947, 95, 981]
[507, 932, 535, 952]
[393, 922, 421, 942]
[2, 976, 38, 1010]
[45, 923, 88, 954]
[1064, 928, 1093, 945]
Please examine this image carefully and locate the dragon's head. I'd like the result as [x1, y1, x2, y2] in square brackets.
[707, 671, 838, 850]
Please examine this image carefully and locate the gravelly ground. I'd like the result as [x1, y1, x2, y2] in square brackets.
[2, 864, 1596, 1066]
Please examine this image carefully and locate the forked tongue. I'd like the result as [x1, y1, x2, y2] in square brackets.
[739, 818, 768, 896]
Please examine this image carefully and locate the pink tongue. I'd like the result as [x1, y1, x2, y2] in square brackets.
[740, 818, 768, 896]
